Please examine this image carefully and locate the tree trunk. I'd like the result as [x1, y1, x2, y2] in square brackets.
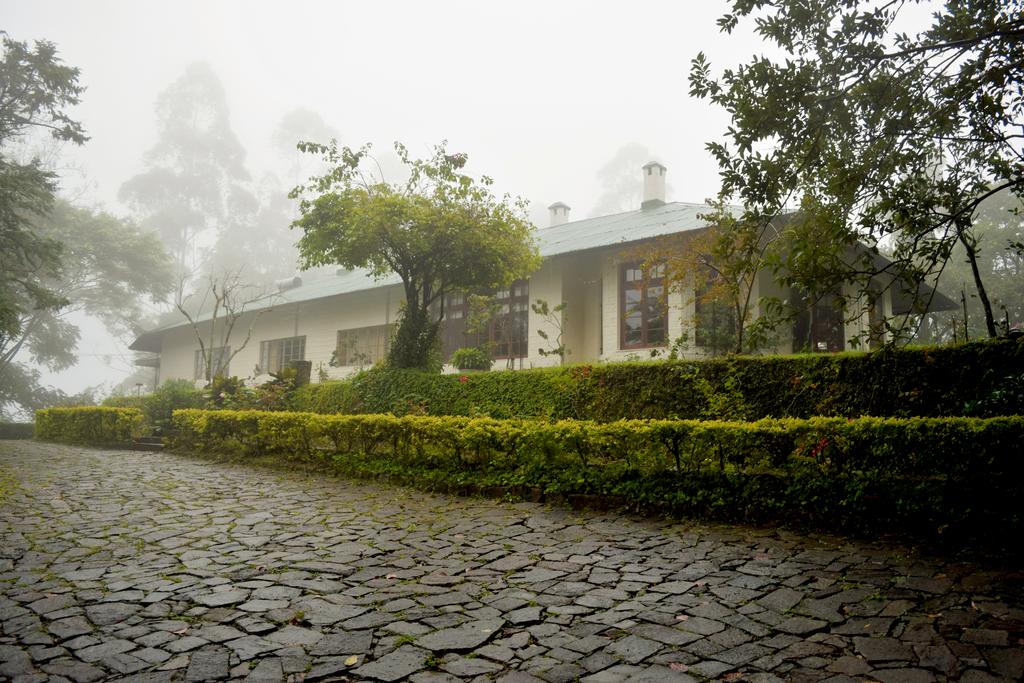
[958, 231, 998, 338]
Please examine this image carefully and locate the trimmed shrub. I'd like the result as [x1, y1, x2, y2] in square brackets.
[35, 407, 144, 446]
[290, 340, 1024, 421]
[169, 407, 1024, 544]
[450, 347, 493, 371]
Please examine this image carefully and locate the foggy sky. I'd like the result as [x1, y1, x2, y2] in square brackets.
[3, 0, 765, 394]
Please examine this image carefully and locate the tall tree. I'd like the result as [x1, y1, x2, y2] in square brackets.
[206, 174, 297, 285]
[272, 107, 338, 186]
[291, 141, 540, 370]
[119, 62, 250, 280]
[689, 0, 1023, 339]
[918, 187, 1024, 342]
[0, 34, 85, 364]
[0, 200, 172, 416]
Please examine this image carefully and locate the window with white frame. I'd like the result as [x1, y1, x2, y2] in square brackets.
[193, 346, 231, 380]
[259, 336, 305, 374]
[335, 324, 393, 367]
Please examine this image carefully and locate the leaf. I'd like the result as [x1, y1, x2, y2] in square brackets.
[669, 662, 689, 672]
[345, 655, 359, 666]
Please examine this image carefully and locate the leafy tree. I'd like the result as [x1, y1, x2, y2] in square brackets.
[0, 200, 172, 416]
[689, 0, 1023, 339]
[0, 34, 85, 368]
[918, 188, 1024, 342]
[291, 141, 540, 370]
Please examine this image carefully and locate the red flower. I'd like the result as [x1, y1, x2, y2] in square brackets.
[459, 375, 468, 383]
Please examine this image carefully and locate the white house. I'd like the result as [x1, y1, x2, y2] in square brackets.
[130, 162, 953, 385]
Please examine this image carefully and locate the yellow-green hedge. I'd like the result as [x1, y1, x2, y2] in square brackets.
[169, 408, 1024, 544]
[34, 407, 144, 446]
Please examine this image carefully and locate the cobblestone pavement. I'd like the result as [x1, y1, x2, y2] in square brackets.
[1, 442, 1023, 683]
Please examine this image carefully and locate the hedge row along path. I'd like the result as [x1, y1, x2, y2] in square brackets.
[1, 442, 1022, 683]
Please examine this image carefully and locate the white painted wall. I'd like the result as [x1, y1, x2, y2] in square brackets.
[158, 284, 403, 385]
[155, 242, 912, 385]
[525, 259, 563, 369]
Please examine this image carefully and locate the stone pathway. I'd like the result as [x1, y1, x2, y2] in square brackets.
[1, 441, 1022, 683]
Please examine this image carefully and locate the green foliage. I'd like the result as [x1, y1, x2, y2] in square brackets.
[450, 347, 492, 371]
[2, 200, 173, 417]
[105, 372, 305, 430]
[203, 375, 249, 410]
[35, 407, 144, 446]
[0, 34, 86, 417]
[290, 340, 1024, 421]
[0, 37, 172, 418]
[918, 189, 1024, 343]
[105, 379, 203, 436]
[690, 0, 1024, 339]
[290, 141, 540, 369]
[168, 407, 1024, 542]
[250, 369, 298, 411]
[965, 373, 1024, 418]
[531, 299, 568, 362]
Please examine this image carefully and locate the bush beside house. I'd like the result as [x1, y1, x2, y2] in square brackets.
[291, 340, 1024, 420]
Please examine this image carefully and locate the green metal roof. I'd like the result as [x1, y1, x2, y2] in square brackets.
[538, 202, 717, 256]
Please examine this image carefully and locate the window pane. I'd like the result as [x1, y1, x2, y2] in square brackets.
[624, 314, 643, 345]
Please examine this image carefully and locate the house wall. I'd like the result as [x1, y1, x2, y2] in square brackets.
[525, 259, 562, 369]
[154, 241, 916, 386]
[555, 254, 604, 364]
[158, 284, 403, 385]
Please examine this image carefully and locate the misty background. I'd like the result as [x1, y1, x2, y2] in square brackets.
[3, 0, 941, 398]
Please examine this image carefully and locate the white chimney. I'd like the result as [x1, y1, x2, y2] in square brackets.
[641, 161, 667, 210]
[548, 201, 571, 227]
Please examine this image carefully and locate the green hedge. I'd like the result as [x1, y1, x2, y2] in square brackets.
[169, 408, 1024, 544]
[34, 407, 144, 446]
[290, 340, 1024, 421]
